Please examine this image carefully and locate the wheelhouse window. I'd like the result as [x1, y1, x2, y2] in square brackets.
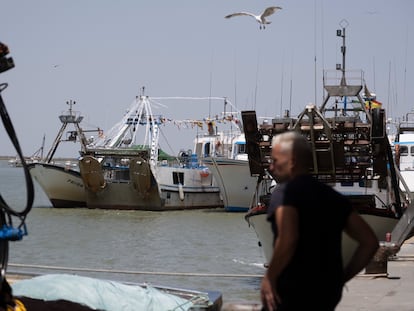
[400, 145, 408, 156]
[173, 172, 184, 185]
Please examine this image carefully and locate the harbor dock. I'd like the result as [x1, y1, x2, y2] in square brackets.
[336, 236, 414, 311]
[222, 237, 414, 311]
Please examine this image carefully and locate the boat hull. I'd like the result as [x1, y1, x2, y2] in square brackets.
[159, 184, 223, 210]
[156, 165, 223, 210]
[28, 163, 86, 208]
[83, 181, 164, 210]
[80, 157, 223, 211]
[400, 170, 414, 195]
[204, 158, 257, 212]
[84, 183, 223, 211]
[245, 209, 398, 266]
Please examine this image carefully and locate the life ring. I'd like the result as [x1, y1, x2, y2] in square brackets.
[200, 168, 210, 178]
[253, 203, 267, 212]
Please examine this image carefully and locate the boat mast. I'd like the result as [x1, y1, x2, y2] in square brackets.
[44, 100, 85, 163]
[338, 23, 346, 87]
[319, 20, 370, 122]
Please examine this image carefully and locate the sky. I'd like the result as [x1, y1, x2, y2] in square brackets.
[1, 0, 413, 158]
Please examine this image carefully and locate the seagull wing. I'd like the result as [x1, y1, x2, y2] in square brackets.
[261, 6, 282, 18]
[225, 12, 257, 19]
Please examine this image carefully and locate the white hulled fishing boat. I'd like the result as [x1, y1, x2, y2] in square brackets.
[28, 101, 99, 208]
[79, 90, 223, 211]
[243, 23, 412, 266]
[392, 113, 414, 196]
[191, 103, 257, 212]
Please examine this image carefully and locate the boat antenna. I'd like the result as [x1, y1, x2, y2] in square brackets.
[209, 51, 214, 118]
[313, 0, 317, 106]
[289, 77, 293, 114]
[337, 19, 348, 86]
[254, 51, 260, 110]
[67, 99, 76, 116]
[335, 19, 349, 113]
[233, 50, 238, 109]
[279, 61, 284, 117]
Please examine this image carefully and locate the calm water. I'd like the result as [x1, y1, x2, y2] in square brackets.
[0, 160, 265, 303]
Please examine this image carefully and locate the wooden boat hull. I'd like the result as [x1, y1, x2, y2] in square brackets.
[81, 181, 164, 210]
[28, 163, 86, 208]
[79, 156, 223, 211]
[79, 156, 163, 210]
[204, 158, 257, 212]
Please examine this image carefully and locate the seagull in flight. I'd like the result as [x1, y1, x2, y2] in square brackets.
[225, 6, 282, 29]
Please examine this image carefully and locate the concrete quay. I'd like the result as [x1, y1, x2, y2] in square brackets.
[222, 237, 414, 311]
[337, 237, 414, 311]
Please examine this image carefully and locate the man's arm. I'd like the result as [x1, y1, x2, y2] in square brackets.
[266, 205, 299, 279]
[261, 205, 299, 310]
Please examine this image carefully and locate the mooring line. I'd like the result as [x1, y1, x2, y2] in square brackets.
[9, 263, 263, 278]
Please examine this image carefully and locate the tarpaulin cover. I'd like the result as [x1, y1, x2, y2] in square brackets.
[12, 274, 193, 311]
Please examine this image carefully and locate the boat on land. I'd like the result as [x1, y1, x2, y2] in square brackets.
[191, 103, 257, 212]
[28, 100, 100, 208]
[79, 91, 223, 211]
[243, 24, 412, 266]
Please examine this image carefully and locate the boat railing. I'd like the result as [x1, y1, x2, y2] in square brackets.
[159, 153, 204, 169]
[397, 122, 414, 135]
[83, 148, 150, 159]
[323, 69, 364, 88]
[194, 130, 241, 141]
[59, 110, 83, 124]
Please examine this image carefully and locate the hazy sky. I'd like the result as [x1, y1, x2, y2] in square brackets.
[1, 0, 413, 158]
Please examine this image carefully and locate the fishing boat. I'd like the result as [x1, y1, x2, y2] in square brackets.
[28, 100, 100, 208]
[243, 24, 412, 266]
[79, 91, 223, 211]
[202, 136, 252, 213]
[8, 135, 45, 167]
[190, 104, 257, 212]
[393, 112, 414, 196]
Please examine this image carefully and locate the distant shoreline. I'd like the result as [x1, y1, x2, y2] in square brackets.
[0, 156, 77, 161]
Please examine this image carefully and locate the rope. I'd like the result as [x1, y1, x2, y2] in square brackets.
[0, 81, 34, 284]
[169, 298, 194, 311]
[9, 263, 263, 278]
[0, 85, 34, 218]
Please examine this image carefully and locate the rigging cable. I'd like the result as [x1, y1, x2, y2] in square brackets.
[0, 43, 34, 284]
